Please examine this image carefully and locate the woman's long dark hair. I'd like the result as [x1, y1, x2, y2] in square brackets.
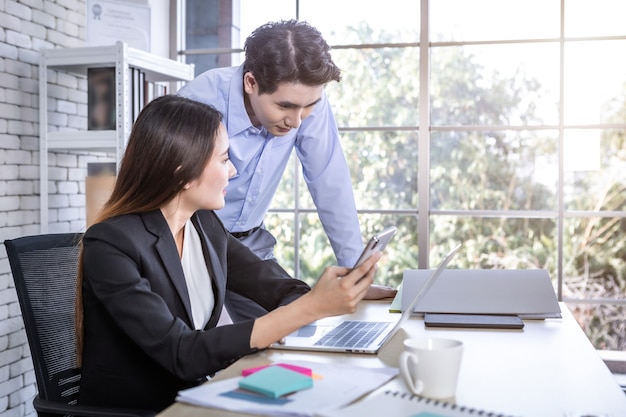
[75, 95, 223, 365]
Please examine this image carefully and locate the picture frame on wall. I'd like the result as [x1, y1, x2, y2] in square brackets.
[86, 0, 151, 52]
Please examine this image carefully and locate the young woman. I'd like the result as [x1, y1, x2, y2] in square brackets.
[75, 95, 381, 412]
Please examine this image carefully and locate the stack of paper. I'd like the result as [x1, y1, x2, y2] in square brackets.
[176, 360, 398, 417]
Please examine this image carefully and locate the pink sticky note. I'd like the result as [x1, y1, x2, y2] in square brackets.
[241, 363, 313, 377]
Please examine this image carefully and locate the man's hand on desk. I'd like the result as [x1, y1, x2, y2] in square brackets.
[364, 284, 397, 300]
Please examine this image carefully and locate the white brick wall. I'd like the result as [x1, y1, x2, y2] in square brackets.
[0, 1, 115, 416]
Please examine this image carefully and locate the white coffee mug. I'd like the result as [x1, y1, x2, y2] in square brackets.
[399, 337, 463, 399]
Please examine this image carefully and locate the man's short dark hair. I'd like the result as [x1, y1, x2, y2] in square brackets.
[243, 19, 342, 94]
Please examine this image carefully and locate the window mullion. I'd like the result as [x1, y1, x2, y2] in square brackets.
[418, 0, 431, 268]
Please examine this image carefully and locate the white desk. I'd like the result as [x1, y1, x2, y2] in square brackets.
[158, 301, 626, 417]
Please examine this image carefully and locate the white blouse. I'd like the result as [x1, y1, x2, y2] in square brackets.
[180, 220, 233, 329]
[181, 220, 215, 330]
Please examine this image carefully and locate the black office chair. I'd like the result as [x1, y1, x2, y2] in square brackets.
[5, 233, 155, 417]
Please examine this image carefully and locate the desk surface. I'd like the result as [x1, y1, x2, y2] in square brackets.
[158, 301, 626, 417]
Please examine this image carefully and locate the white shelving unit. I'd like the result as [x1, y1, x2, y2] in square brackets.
[39, 42, 194, 232]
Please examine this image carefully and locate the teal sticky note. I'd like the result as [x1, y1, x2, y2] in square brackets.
[238, 365, 313, 398]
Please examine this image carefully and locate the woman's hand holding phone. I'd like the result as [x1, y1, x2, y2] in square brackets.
[353, 226, 398, 299]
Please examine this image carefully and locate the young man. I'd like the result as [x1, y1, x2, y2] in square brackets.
[178, 20, 394, 319]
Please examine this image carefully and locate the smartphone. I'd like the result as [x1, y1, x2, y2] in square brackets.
[353, 226, 397, 269]
[424, 313, 524, 330]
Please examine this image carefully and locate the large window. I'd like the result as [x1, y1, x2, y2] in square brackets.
[179, 0, 626, 350]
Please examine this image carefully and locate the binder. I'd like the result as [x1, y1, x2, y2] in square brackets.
[315, 389, 516, 417]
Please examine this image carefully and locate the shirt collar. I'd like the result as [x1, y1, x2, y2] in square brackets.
[227, 64, 256, 137]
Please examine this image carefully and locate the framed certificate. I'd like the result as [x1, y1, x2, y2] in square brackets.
[86, 0, 151, 52]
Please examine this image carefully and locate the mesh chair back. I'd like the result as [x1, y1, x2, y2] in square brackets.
[5, 233, 83, 406]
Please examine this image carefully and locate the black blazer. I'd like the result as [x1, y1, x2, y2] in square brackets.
[78, 209, 310, 412]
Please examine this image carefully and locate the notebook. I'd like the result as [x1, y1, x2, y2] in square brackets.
[314, 389, 516, 417]
[271, 243, 462, 354]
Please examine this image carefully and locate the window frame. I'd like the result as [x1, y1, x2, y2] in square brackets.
[177, 0, 626, 340]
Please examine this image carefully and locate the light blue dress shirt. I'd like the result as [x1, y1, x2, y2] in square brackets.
[177, 65, 363, 267]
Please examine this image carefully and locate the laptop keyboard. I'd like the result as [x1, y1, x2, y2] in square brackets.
[314, 320, 390, 348]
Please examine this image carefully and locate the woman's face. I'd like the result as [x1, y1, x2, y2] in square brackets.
[182, 124, 236, 211]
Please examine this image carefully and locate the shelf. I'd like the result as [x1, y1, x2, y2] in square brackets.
[39, 42, 195, 233]
[46, 131, 118, 152]
[43, 42, 195, 82]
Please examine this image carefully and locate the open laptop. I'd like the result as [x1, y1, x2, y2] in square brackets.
[271, 243, 462, 354]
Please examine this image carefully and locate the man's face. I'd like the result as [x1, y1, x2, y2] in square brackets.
[244, 72, 324, 137]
